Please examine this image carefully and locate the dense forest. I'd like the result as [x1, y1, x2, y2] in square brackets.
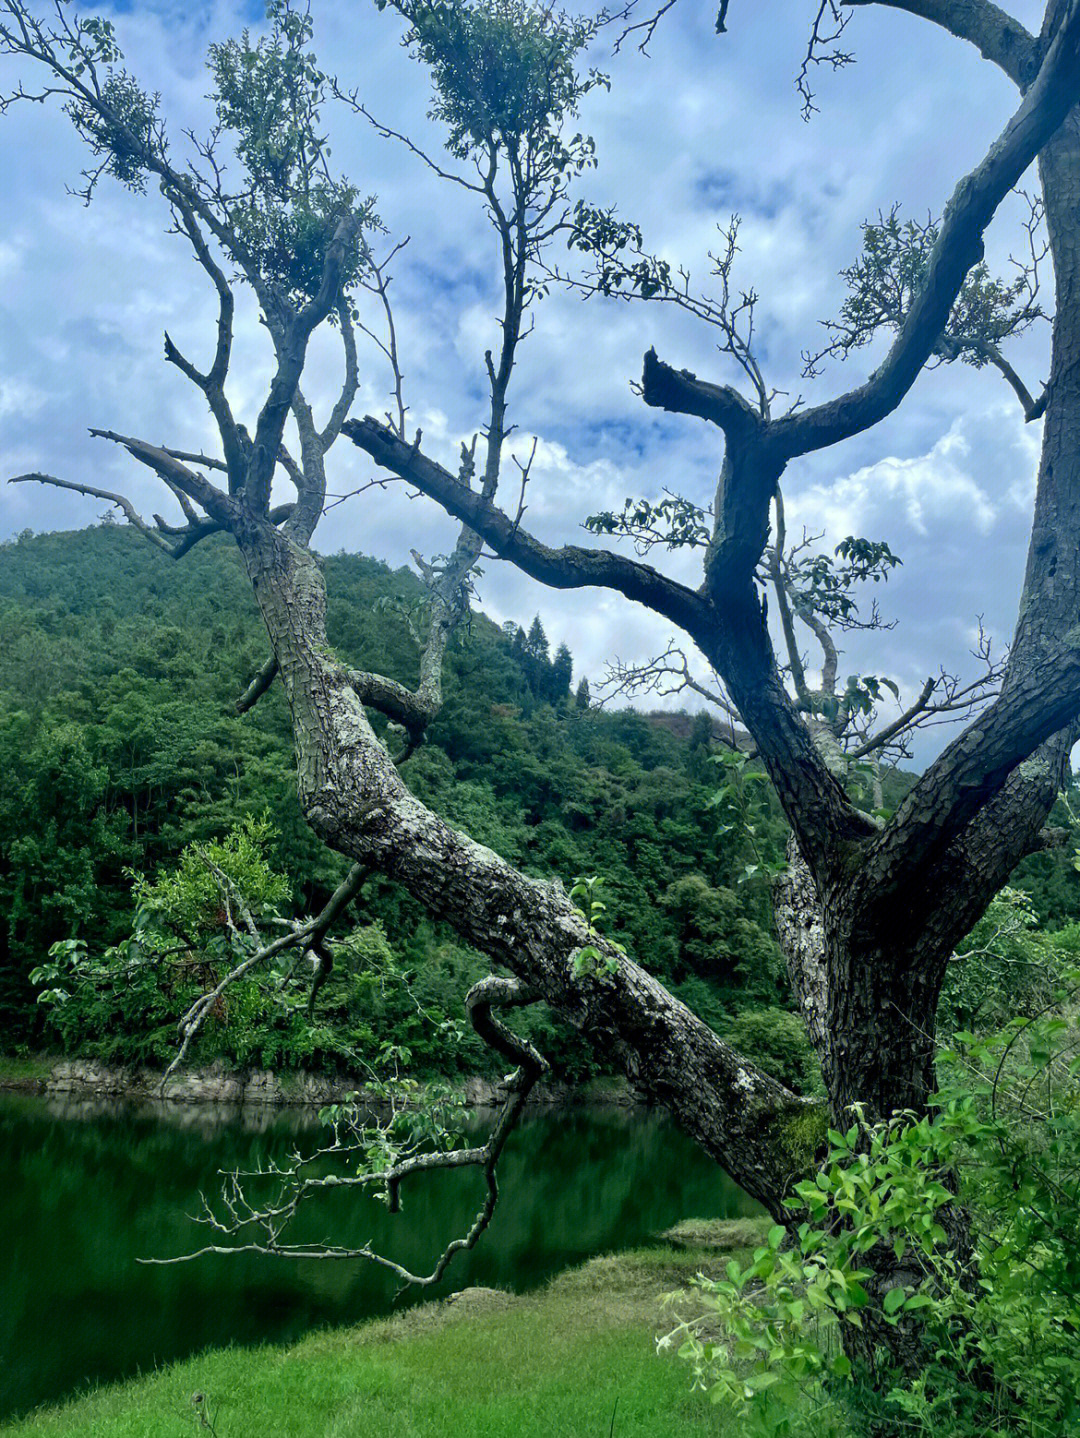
[0, 523, 794, 1083]
[2, 523, 1077, 1092]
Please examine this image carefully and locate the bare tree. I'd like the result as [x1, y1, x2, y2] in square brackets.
[343, 0, 1080, 1122]
[338, 0, 1080, 1342]
[6, 0, 1080, 1385]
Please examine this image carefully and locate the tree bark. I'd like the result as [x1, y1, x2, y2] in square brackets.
[233, 513, 822, 1219]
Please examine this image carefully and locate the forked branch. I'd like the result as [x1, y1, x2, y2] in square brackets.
[148, 976, 547, 1290]
[9, 470, 293, 561]
[163, 859, 368, 1081]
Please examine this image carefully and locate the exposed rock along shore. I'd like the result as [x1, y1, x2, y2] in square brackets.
[2, 1057, 643, 1110]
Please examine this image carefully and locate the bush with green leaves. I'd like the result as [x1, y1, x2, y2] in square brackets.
[720, 1006, 823, 1096]
[939, 885, 1073, 1032]
[663, 971, 1080, 1438]
[29, 817, 455, 1074]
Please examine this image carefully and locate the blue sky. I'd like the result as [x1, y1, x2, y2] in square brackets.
[0, 0, 1053, 760]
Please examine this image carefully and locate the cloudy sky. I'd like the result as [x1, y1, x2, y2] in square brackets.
[0, 0, 1052, 760]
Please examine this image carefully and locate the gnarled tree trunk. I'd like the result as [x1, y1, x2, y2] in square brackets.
[236, 514, 822, 1219]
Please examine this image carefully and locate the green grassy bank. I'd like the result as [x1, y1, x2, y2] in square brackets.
[4, 1219, 768, 1438]
[0, 1054, 51, 1090]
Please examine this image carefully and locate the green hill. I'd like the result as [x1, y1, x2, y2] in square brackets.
[0, 523, 808, 1084]
[3, 522, 1069, 1087]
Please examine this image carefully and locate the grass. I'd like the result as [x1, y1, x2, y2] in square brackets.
[4, 1219, 770, 1438]
[0, 1053, 51, 1088]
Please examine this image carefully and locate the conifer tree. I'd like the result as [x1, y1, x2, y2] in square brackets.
[550, 642, 573, 703]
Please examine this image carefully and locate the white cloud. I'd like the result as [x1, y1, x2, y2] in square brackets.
[0, 237, 23, 279]
[787, 420, 997, 543]
[0, 378, 46, 420]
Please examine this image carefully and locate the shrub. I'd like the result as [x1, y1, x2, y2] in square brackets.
[663, 973, 1080, 1438]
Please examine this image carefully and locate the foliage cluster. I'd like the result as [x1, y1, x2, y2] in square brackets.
[26, 816, 420, 1074]
[209, 0, 375, 305]
[806, 206, 1045, 377]
[502, 615, 573, 704]
[391, 0, 605, 167]
[59, 0, 376, 301]
[785, 537, 901, 632]
[665, 950, 1080, 1438]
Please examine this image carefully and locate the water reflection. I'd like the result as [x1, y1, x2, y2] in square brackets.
[1, 1091, 757, 1423]
[38, 1092, 337, 1135]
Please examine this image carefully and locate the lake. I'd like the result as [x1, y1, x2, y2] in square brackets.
[0, 1091, 757, 1424]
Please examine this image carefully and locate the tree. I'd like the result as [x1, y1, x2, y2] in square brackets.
[549, 641, 573, 702]
[337, 0, 1080, 1368]
[5, 0, 1080, 1398]
[525, 615, 550, 661]
[341, 0, 1080, 1169]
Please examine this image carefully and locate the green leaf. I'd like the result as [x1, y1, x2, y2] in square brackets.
[903, 1293, 932, 1311]
[744, 1370, 780, 1392]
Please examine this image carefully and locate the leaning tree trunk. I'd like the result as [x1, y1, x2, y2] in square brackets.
[233, 511, 823, 1219]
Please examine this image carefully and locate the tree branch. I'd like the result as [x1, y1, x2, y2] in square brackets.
[7, 473, 175, 552]
[11, 471, 291, 564]
[341, 417, 714, 638]
[856, 629, 1080, 921]
[247, 209, 364, 514]
[599, 641, 745, 730]
[153, 976, 548, 1289]
[348, 668, 440, 733]
[88, 427, 236, 525]
[983, 343, 1048, 419]
[239, 523, 819, 1215]
[796, 605, 841, 699]
[847, 676, 936, 757]
[772, 5, 1080, 459]
[320, 303, 360, 450]
[876, 729, 1074, 971]
[164, 859, 367, 1082]
[236, 655, 280, 714]
[841, 0, 1038, 88]
[770, 494, 811, 703]
[284, 387, 329, 547]
[641, 347, 763, 439]
[162, 188, 246, 484]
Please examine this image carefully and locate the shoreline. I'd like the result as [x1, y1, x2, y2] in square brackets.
[0, 1053, 643, 1111]
[1, 1218, 769, 1436]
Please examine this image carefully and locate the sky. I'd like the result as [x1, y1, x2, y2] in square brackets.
[0, 0, 1054, 762]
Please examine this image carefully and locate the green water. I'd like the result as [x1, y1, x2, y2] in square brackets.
[0, 1092, 756, 1424]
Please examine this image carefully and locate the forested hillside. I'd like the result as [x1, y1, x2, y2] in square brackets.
[2, 524, 1074, 1088]
[0, 523, 801, 1081]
